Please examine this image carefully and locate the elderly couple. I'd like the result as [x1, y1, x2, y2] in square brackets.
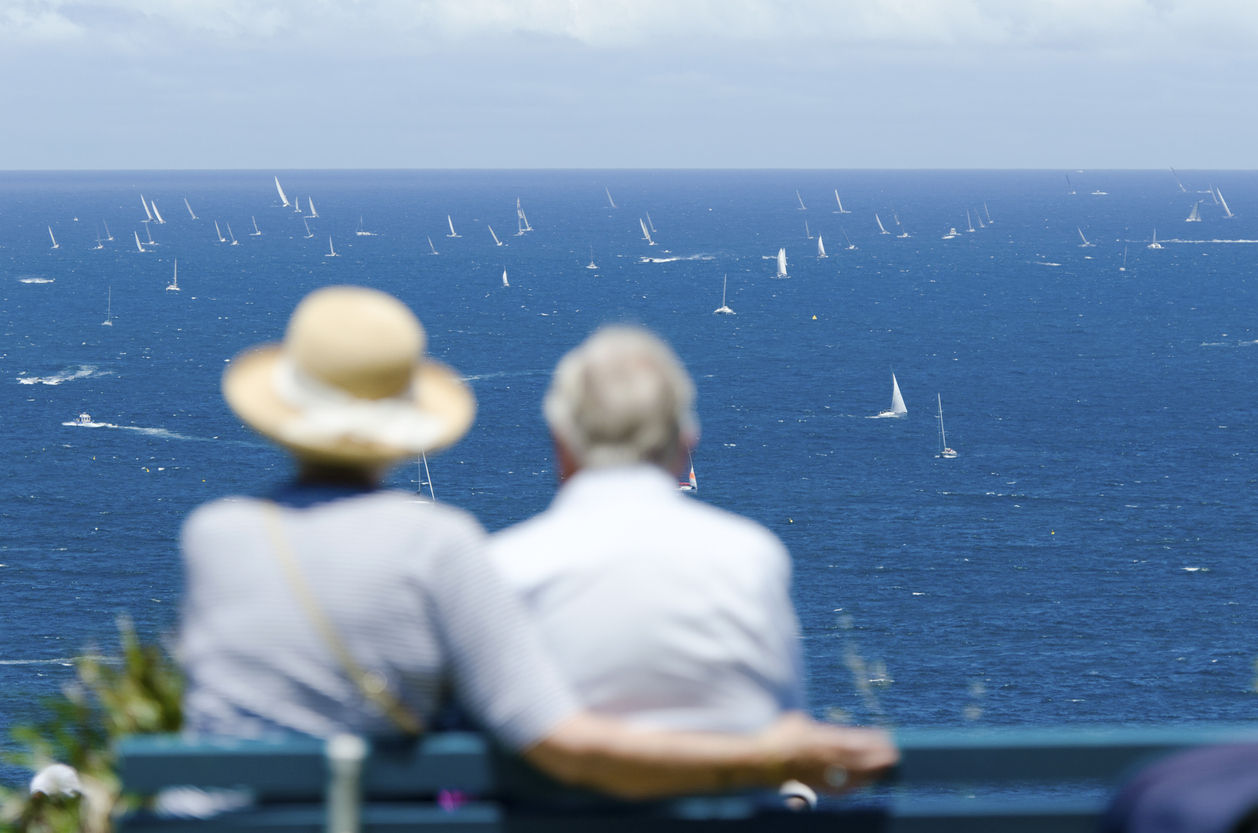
[177, 285, 896, 801]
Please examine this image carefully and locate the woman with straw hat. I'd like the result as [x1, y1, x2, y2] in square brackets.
[177, 285, 895, 798]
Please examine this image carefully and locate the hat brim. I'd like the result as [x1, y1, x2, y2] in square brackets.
[222, 343, 476, 467]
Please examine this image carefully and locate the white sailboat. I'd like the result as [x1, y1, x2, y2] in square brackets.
[516, 197, 533, 232]
[488, 226, 504, 247]
[446, 215, 460, 238]
[586, 246, 597, 270]
[1065, 174, 1076, 195]
[184, 197, 197, 220]
[834, 190, 851, 213]
[274, 176, 290, 208]
[151, 200, 165, 224]
[605, 187, 617, 209]
[873, 373, 908, 418]
[417, 452, 437, 501]
[984, 202, 993, 224]
[714, 274, 734, 315]
[356, 217, 375, 237]
[1217, 187, 1234, 218]
[93, 229, 104, 250]
[1077, 227, 1095, 247]
[501, 268, 509, 287]
[166, 258, 180, 292]
[103, 220, 114, 241]
[293, 196, 302, 214]
[646, 211, 657, 233]
[640, 218, 655, 246]
[795, 189, 807, 210]
[306, 198, 318, 219]
[941, 228, 959, 240]
[102, 287, 113, 326]
[1119, 245, 1128, 272]
[1170, 167, 1188, 193]
[1186, 201, 1202, 222]
[325, 236, 338, 257]
[145, 222, 157, 247]
[427, 236, 438, 255]
[303, 218, 314, 239]
[1147, 228, 1163, 250]
[817, 235, 827, 258]
[804, 219, 813, 239]
[134, 230, 145, 253]
[48, 226, 59, 250]
[226, 223, 238, 246]
[936, 394, 957, 458]
[842, 228, 857, 250]
[214, 220, 225, 243]
[876, 213, 890, 235]
[774, 247, 788, 278]
[249, 216, 262, 236]
[140, 195, 153, 222]
[965, 210, 975, 233]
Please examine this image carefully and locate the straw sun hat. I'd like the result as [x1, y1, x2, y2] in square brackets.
[222, 286, 475, 467]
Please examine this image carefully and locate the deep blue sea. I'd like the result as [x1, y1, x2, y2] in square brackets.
[3, 169, 1257, 786]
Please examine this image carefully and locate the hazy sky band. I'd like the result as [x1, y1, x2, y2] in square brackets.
[2, 0, 1253, 169]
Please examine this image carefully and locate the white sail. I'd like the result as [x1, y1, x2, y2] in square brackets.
[796, 189, 806, 210]
[326, 236, 337, 257]
[1217, 187, 1234, 218]
[1186, 201, 1201, 222]
[835, 190, 851, 213]
[1170, 166, 1187, 193]
[1077, 227, 1094, 247]
[488, 225, 503, 246]
[517, 197, 533, 232]
[151, 200, 165, 224]
[214, 220, 225, 243]
[843, 228, 857, 250]
[48, 226, 58, 249]
[356, 217, 375, 237]
[605, 187, 617, 209]
[134, 230, 145, 253]
[103, 220, 113, 241]
[167, 258, 180, 292]
[102, 287, 113, 326]
[446, 215, 460, 238]
[303, 218, 314, 239]
[640, 218, 655, 245]
[775, 247, 788, 278]
[965, 209, 975, 233]
[293, 196, 301, 214]
[937, 393, 957, 458]
[984, 202, 993, 224]
[275, 176, 290, 207]
[646, 211, 657, 233]
[427, 236, 438, 255]
[1120, 245, 1128, 272]
[804, 219, 813, 239]
[817, 235, 827, 258]
[306, 197, 318, 219]
[586, 245, 597, 270]
[501, 268, 509, 287]
[227, 222, 238, 245]
[1147, 228, 1163, 250]
[885, 373, 908, 416]
[250, 216, 262, 236]
[140, 195, 153, 222]
[876, 213, 889, 234]
[714, 274, 735, 315]
[184, 197, 197, 220]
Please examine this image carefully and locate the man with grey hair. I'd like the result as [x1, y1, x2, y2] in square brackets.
[490, 325, 808, 741]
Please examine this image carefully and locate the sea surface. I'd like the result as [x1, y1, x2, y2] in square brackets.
[2, 169, 1256, 785]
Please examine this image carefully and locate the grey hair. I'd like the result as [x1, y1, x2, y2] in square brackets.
[544, 326, 698, 470]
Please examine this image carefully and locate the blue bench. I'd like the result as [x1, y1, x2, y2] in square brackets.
[116, 724, 1258, 833]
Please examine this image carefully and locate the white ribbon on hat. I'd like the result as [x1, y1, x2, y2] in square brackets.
[272, 358, 442, 451]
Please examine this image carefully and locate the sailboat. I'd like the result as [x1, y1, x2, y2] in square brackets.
[356, 217, 375, 237]
[92, 229, 104, 250]
[586, 246, 598, 270]
[488, 226, 504, 247]
[446, 215, 460, 238]
[516, 197, 533, 233]
[102, 287, 113, 326]
[427, 236, 438, 255]
[795, 190, 807, 211]
[151, 200, 165, 224]
[1186, 201, 1202, 222]
[817, 235, 827, 258]
[303, 218, 314, 239]
[140, 195, 153, 222]
[1076, 227, 1095, 247]
[842, 228, 857, 250]
[983, 202, 993, 224]
[48, 226, 59, 250]
[1119, 245, 1128, 272]
[965, 210, 975, 233]
[184, 197, 197, 220]
[1217, 187, 1234, 218]
[834, 190, 851, 213]
[875, 213, 890, 235]
[166, 258, 180, 292]
[134, 230, 145, 253]
[714, 274, 734, 315]
[145, 222, 157, 247]
[1065, 174, 1077, 195]
[249, 216, 262, 236]
[274, 176, 290, 208]
[306, 198, 318, 219]
[774, 247, 788, 278]
[103, 220, 114, 241]
[873, 373, 908, 418]
[640, 218, 655, 246]
[936, 394, 957, 458]
[226, 223, 238, 246]
[325, 236, 338, 257]
[605, 187, 617, 209]
[416, 452, 437, 501]
[214, 220, 225, 243]
[1170, 167, 1188, 193]
[804, 219, 813, 239]
[501, 268, 509, 287]
[678, 453, 697, 492]
[1147, 229, 1163, 250]
[646, 211, 657, 234]
[292, 196, 301, 214]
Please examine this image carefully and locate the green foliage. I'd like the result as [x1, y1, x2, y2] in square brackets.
[0, 617, 182, 833]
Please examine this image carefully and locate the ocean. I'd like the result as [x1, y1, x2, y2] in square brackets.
[2, 169, 1256, 785]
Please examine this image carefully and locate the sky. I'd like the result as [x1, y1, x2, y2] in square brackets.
[1, 0, 1255, 170]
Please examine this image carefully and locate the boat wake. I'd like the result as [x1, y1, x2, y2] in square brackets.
[1160, 239, 1258, 245]
[18, 365, 106, 385]
[1032, 261, 1062, 267]
[62, 421, 206, 442]
[639, 254, 714, 264]
[18, 275, 55, 284]
[0, 656, 106, 667]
